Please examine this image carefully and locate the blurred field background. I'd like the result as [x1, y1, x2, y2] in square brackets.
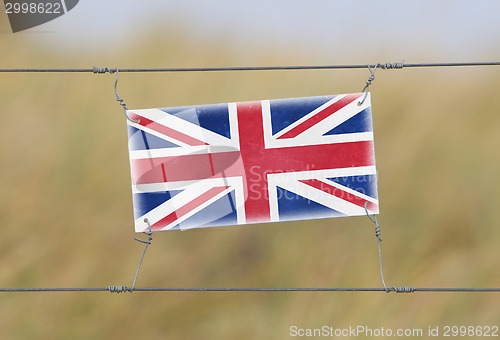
[1, 2, 500, 339]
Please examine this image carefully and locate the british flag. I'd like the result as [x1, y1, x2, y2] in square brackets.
[126, 93, 378, 232]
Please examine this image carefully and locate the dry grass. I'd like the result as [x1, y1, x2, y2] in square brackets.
[1, 18, 499, 339]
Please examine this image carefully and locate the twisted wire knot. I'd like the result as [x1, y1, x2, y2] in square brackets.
[391, 286, 415, 293]
[108, 286, 129, 293]
[374, 222, 382, 242]
[380, 61, 404, 69]
[358, 61, 404, 105]
[364, 202, 382, 242]
[363, 73, 376, 91]
[92, 66, 116, 74]
[92, 66, 138, 122]
[115, 90, 129, 111]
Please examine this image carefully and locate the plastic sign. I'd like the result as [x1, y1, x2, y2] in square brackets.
[126, 93, 379, 232]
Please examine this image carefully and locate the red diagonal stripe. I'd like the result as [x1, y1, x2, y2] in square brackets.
[128, 112, 207, 146]
[148, 186, 229, 231]
[277, 94, 362, 139]
[299, 179, 378, 211]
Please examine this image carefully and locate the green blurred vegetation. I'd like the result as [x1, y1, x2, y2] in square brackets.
[1, 17, 500, 340]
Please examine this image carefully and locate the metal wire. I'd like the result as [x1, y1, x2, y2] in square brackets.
[364, 202, 390, 292]
[0, 287, 499, 293]
[358, 64, 379, 105]
[0, 61, 499, 73]
[129, 219, 154, 292]
[111, 68, 140, 123]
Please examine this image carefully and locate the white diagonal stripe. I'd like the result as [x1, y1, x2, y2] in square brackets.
[296, 93, 371, 139]
[129, 108, 235, 147]
[127, 118, 189, 147]
[275, 180, 367, 216]
[267, 166, 378, 220]
[272, 95, 351, 139]
[267, 132, 374, 149]
[133, 177, 246, 232]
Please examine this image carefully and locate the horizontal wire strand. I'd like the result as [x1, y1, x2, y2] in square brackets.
[1, 287, 499, 293]
[0, 62, 500, 73]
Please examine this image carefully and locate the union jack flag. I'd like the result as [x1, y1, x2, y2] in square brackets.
[126, 93, 378, 232]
